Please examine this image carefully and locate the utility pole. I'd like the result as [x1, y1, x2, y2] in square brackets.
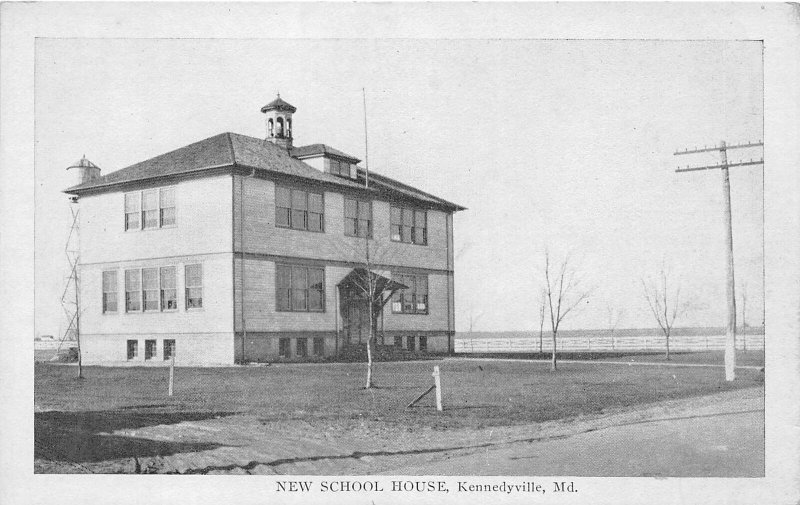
[674, 139, 763, 381]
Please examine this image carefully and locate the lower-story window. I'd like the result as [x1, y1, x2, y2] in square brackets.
[163, 339, 176, 361]
[145, 339, 157, 360]
[313, 337, 324, 356]
[419, 336, 428, 351]
[296, 338, 308, 357]
[278, 338, 290, 358]
[394, 336, 403, 347]
[127, 340, 138, 360]
[407, 336, 416, 351]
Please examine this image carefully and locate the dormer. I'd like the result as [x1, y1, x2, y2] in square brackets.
[290, 144, 361, 180]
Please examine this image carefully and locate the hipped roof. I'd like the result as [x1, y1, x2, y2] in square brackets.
[64, 132, 465, 211]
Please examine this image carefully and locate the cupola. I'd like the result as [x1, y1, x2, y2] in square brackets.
[260, 93, 296, 149]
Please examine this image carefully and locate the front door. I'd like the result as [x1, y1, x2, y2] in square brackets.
[343, 299, 369, 344]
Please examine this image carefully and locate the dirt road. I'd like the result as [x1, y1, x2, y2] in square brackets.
[390, 389, 764, 476]
[36, 386, 763, 476]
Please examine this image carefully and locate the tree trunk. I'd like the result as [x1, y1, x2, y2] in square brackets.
[665, 331, 670, 360]
[551, 332, 557, 371]
[538, 323, 543, 354]
[365, 303, 374, 389]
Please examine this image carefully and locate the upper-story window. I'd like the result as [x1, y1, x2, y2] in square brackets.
[344, 198, 372, 238]
[125, 187, 176, 231]
[328, 158, 351, 178]
[275, 186, 324, 232]
[390, 205, 427, 245]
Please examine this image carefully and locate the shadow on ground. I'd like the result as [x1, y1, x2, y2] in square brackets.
[35, 410, 234, 465]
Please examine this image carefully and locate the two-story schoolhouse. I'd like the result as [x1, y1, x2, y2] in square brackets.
[65, 96, 465, 365]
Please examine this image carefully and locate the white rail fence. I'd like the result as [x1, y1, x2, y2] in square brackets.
[455, 334, 765, 354]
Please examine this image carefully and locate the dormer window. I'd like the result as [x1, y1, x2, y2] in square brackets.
[328, 158, 351, 178]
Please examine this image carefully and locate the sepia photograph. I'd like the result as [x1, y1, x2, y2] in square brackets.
[2, 2, 799, 504]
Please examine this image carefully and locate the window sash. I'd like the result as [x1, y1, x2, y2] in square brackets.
[102, 271, 117, 313]
[144, 340, 157, 360]
[160, 266, 177, 310]
[185, 264, 203, 309]
[278, 338, 290, 358]
[125, 187, 176, 231]
[125, 269, 142, 312]
[390, 206, 427, 244]
[276, 264, 325, 312]
[296, 338, 308, 357]
[313, 337, 324, 356]
[127, 340, 138, 359]
[163, 339, 176, 360]
[392, 273, 428, 314]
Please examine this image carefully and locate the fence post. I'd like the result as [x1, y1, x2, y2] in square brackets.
[168, 354, 175, 397]
[432, 366, 443, 412]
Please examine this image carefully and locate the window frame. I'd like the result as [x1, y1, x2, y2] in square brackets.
[296, 337, 308, 358]
[185, 263, 203, 310]
[275, 263, 326, 313]
[275, 185, 325, 233]
[102, 270, 118, 313]
[124, 186, 177, 232]
[344, 197, 373, 238]
[312, 337, 325, 356]
[278, 338, 291, 358]
[144, 339, 157, 360]
[391, 273, 429, 315]
[125, 265, 180, 313]
[163, 339, 176, 361]
[390, 205, 427, 245]
[127, 340, 138, 360]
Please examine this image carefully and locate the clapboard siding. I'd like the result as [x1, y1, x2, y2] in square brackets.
[233, 175, 451, 271]
[234, 258, 452, 334]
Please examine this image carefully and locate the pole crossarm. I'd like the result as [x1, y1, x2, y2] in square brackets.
[675, 159, 764, 173]
[674, 141, 763, 156]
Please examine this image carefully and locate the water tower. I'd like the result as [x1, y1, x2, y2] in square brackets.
[61, 156, 101, 377]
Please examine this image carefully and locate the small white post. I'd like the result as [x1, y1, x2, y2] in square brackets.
[432, 366, 443, 412]
[168, 354, 175, 397]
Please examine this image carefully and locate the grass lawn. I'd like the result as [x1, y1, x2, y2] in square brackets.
[590, 350, 765, 367]
[36, 358, 763, 431]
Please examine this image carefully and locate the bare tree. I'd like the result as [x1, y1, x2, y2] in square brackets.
[336, 227, 403, 389]
[468, 306, 483, 333]
[641, 266, 689, 360]
[542, 250, 593, 371]
[606, 303, 625, 350]
[537, 289, 547, 354]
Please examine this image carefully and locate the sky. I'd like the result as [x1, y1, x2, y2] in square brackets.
[34, 38, 764, 336]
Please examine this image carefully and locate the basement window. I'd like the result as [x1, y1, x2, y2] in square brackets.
[419, 336, 428, 351]
[278, 338, 290, 358]
[127, 340, 138, 360]
[296, 338, 308, 358]
[313, 337, 324, 356]
[163, 339, 175, 361]
[407, 336, 416, 352]
[144, 339, 157, 360]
